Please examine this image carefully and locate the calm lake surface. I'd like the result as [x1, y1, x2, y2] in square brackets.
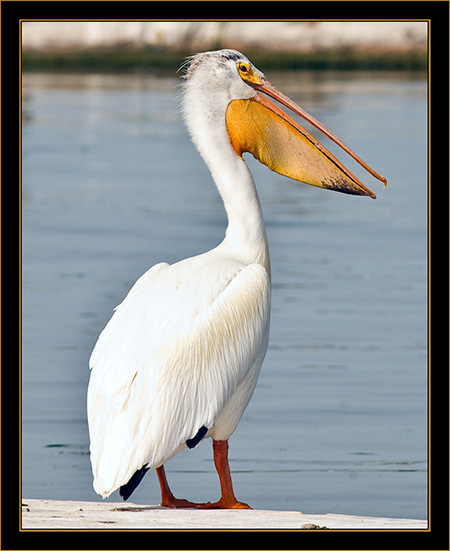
[21, 69, 428, 520]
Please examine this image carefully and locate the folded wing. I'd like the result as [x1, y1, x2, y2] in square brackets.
[87, 252, 270, 497]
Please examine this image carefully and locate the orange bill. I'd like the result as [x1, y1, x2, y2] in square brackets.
[226, 77, 387, 199]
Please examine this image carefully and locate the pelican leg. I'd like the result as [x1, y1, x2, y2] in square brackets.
[197, 439, 252, 509]
[156, 465, 199, 508]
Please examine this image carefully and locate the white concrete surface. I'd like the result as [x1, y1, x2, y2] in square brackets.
[21, 21, 428, 53]
[21, 499, 428, 530]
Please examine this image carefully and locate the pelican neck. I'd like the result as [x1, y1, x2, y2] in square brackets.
[182, 83, 270, 272]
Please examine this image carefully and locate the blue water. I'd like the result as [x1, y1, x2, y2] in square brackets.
[21, 70, 427, 520]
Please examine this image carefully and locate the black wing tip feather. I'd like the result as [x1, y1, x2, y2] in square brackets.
[119, 464, 149, 501]
[186, 425, 208, 449]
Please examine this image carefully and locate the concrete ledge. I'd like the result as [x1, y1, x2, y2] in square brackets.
[21, 499, 428, 530]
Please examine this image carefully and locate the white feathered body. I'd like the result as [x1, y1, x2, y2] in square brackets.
[88, 245, 271, 497]
[88, 50, 272, 498]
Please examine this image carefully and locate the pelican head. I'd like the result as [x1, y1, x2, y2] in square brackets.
[182, 49, 386, 199]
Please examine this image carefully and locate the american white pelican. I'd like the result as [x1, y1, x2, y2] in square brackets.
[87, 49, 386, 509]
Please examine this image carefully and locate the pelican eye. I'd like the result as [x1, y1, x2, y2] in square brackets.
[236, 62, 263, 86]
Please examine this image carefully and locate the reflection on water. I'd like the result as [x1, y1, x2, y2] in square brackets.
[22, 70, 427, 519]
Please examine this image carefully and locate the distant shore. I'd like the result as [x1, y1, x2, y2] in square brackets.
[22, 47, 427, 72]
[21, 21, 428, 72]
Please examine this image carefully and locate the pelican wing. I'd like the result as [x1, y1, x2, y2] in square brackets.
[87, 252, 270, 497]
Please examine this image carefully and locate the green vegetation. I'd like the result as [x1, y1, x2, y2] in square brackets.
[22, 46, 427, 73]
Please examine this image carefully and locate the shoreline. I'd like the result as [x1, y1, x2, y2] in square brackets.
[22, 47, 427, 73]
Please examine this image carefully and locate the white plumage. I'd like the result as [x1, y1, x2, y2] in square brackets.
[88, 254, 270, 497]
[87, 49, 385, 507]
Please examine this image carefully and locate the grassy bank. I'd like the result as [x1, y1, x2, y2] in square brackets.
[21, 47, 427, 73]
